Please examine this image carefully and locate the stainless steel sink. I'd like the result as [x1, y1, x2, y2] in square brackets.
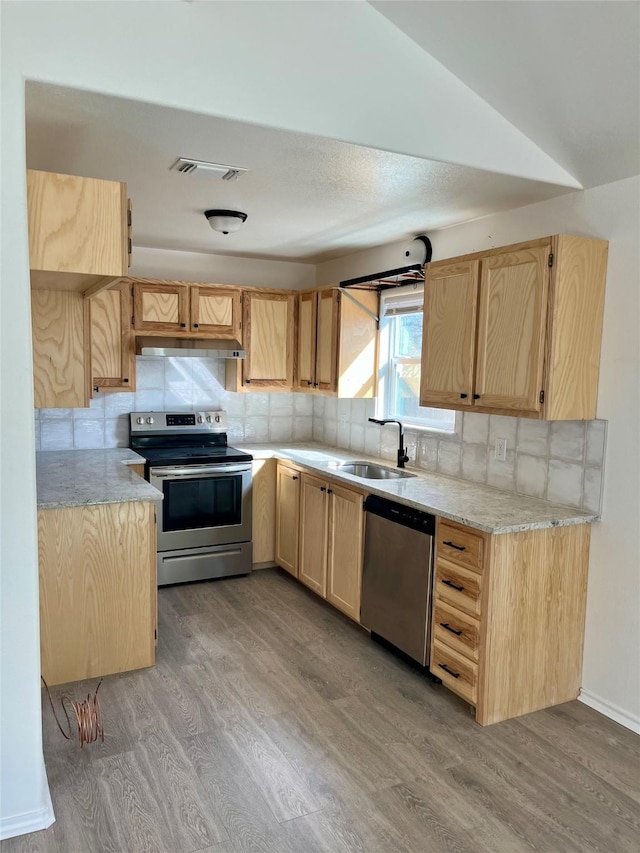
[329, 461, 416, 480]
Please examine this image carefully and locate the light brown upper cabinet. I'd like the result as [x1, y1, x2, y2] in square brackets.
[420, 235, 608, 420]
[89, 281, 135, 393]
[295, 288, 378, 398]
[240, 290, 295, 390]
[131, 280, 241, 338]
[28, 169, 130, 292]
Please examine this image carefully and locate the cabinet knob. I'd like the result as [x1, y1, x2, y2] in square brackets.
[123, 378, 129, 383]
[460, 393, 468, 399]
[193, 323, 199, 328]
[327, 489, 333, 495]
[180, 323, 186, 328]
[473, 394, 480, 400]
[292, 476, 298, 481]
[320, 486, 326, 492]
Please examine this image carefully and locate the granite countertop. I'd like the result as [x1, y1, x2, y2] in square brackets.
[36, 449, 162, 510]
[240, 442, 598, 534]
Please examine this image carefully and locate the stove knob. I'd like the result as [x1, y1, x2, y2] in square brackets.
[197, 416, 204, 424]
[206, 415, 212, 423]
[136, 417, 144, 425]
[146, 416, 154, 424]
[215, 415, 221, 423]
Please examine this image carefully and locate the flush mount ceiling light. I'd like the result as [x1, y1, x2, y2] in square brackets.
[204, 209, 248, 235]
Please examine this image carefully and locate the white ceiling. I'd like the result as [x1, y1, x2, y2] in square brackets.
[24, 1, 639, 264]
[371, 1, 640, 189]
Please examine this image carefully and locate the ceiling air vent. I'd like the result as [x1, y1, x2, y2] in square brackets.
[170, 158, 247, 181]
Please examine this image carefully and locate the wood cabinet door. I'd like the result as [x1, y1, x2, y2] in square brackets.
[252, 459, 277, 565]
[32, 289, 88, 409]
[275, 464, 301, 576]
[316, 289, 339, 392]
[27, 169, 128, 282]
[133, 282, 189, 333]
[420, 260, 479, 408]
[298, 473, 328, 596]
[242, 292, 295, 388]
[90, 281, 135, 392]
[475, 246, 549, 412]
[190, 286, 241, 338]
[296, 292, 317, 390]
[326, 484, 363, 622]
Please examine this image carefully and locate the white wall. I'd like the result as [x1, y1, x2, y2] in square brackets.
[131, 247, 314, 290]
[318, 177, 640, 731]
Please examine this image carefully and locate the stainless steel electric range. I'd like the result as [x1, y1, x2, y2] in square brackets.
[130, 411, 253, 586]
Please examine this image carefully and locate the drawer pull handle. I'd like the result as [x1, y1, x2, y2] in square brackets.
[440, 622, 463, 636]
[443, 540, 466, 551]
[438, 663, 460, 679]
[441, 579, 464, 592]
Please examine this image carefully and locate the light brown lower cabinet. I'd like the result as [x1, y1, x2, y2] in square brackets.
[38, 501, 156, 686]
[275, 463, 301, 576]
[430, 517, 591, 725]
[296, 471, 364, 622]
[252, 458, 277, 566]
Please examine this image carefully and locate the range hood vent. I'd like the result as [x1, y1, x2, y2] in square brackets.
[136, 337, 245, 359]
[340, 235, 432, 292]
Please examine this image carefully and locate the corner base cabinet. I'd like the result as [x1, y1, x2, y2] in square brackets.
[430, 518, 590, 725]
[38, 501, 156, 685]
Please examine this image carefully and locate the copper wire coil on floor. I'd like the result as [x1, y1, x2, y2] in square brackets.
[41, 676, 104, 747]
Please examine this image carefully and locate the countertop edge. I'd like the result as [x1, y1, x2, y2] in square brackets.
[243, 443, 597, 534]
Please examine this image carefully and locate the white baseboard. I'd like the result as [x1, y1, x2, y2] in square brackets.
[0, 763, 55, 841]
[579, 689, 640, 735]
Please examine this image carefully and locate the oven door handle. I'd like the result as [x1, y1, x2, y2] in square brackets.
[150, 464, 251, 477]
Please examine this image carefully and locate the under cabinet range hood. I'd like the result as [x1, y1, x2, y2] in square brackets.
[135, 337, 245, 359]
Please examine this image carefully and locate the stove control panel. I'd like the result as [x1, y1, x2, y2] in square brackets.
[130, 411, 227, 433]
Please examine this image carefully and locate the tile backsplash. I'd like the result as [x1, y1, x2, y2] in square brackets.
[312, 398, 606, 514]
[35, 360, 606, 515]
[35, 357, 313, 451]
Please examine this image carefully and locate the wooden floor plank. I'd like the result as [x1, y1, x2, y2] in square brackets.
[6, 567, 639, 853]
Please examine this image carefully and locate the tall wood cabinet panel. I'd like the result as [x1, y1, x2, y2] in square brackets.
[32, 289, 88, 408]
[39, 501, 156, 686]
[242, 291, 295, 389]
[275, 463, 301, 576]
[298, 473, 329, 596]
[420, 261, 479, 408]
[326, 484, 363, 622]
[316, 290, 339, 391]
[296, 292, 317, 390]
[252, 458, 277, 566]
[28, 169, 130, 292]
[89, 280, 135, 392]
[419, 235, 608, 420]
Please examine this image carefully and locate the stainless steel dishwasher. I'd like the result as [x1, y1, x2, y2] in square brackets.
[360, 495, 436, 666]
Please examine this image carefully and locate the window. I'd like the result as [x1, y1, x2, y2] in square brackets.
[377, 285, 456, 432]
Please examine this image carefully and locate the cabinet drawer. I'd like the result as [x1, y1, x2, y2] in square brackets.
[437, 520, 485, 572]
[433, 601, 480, 662]
[434, 560, 482, 617]
[431, 640, 478, 705]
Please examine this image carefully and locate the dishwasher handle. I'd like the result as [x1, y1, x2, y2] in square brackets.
[364, 494, 435, 536]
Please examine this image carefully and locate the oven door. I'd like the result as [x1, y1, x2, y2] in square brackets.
[150, 463, 252, 551]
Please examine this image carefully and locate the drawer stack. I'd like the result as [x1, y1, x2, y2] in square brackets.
[430, 519, 487, 706]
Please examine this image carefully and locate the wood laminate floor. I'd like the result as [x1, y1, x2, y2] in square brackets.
[3, 569, 639, 853]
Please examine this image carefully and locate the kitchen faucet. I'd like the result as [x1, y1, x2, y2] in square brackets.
[368, 418, 410, 469]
